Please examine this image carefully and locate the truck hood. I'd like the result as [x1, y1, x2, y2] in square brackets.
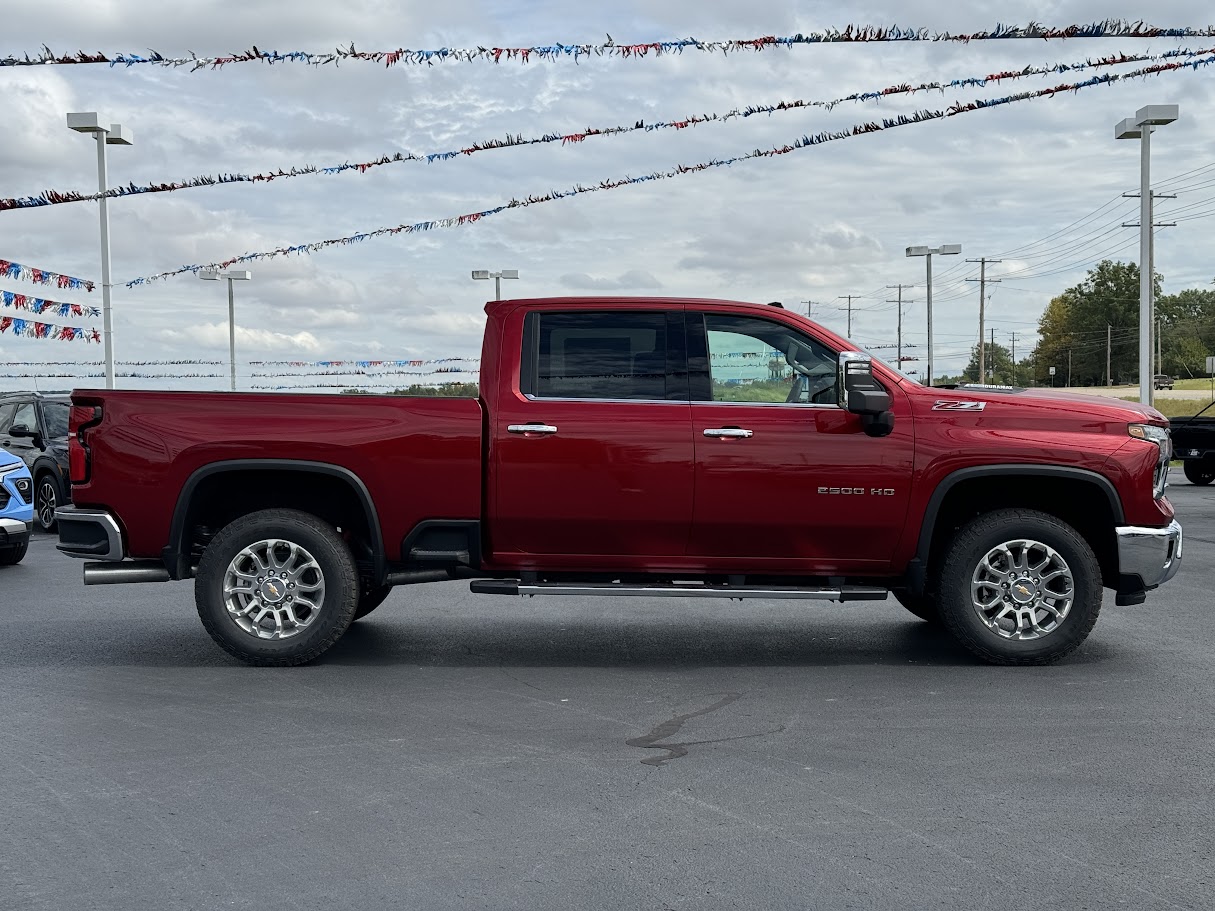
[929, 385, 1167, 423]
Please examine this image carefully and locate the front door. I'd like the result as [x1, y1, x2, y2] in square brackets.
[687, 310, 914, 575]
[490, 308, 694, 568]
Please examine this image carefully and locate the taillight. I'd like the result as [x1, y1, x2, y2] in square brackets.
[69, 403, 102, 484]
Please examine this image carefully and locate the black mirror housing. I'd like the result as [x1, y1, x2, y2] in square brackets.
[8, 424, 33, 438]
[838, 352, 895, 436]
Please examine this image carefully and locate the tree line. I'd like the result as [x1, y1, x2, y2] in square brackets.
[947, 260, 1215, 386]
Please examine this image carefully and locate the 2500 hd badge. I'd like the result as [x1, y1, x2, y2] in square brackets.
[818, 487, 896, 495]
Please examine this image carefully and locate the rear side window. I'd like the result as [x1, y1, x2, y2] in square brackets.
[527, 312, 672, 401]
[43, 402, 70, 439]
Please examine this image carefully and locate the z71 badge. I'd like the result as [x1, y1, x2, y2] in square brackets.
[932, 400, 986, 411]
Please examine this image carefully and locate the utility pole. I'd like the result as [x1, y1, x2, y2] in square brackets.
[1068, 349, 1072, 388]
[966, 258, 1002, 383]
[1107, 324, 1112, 387]
[1010, 331, 1017, 382]
[837, 295, 858, 337]
[1121, 187, 1176, 402]
[886, 285, 915, 373]
[800, 300, 815, 319]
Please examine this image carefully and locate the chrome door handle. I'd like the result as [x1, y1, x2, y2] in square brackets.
[508, 424, 558, 435]
[703, 428, 753, 438]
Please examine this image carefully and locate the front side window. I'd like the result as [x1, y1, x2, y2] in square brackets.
[0, 403, 15, 432]
[11, 403, 38, 432]
[530, 312, 670, 401]
[702, 314, 838, 405]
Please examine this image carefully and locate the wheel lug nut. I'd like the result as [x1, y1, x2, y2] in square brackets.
[288, 582, 295, 589]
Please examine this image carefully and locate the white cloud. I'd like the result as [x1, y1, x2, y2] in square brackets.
[158, 323, 322, 353]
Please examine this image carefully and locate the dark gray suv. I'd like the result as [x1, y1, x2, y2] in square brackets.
[0, 393, 71, 532]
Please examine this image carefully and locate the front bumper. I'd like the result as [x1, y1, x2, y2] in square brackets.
[1116, 520, 1183, 590]
[0, 517, 31, 547]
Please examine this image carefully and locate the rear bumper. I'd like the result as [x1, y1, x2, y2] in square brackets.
[0, 517, 31, 547]
[1116, 520, 1183, 590]
[56, 506, 124, 560]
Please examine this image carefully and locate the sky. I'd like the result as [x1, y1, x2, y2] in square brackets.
[0, 0, 1212, 392]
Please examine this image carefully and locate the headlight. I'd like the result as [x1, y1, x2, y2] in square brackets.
[1129, 423, 1171, 498]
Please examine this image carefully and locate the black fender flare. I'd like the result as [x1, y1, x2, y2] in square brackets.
[906, 464, 1125, 594]
[163, 459, 385, 583]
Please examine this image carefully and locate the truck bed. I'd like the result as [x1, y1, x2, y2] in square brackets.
[69, 390, 484, 561]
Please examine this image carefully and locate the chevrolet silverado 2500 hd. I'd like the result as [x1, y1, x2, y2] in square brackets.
[56, 297, 1181, 666]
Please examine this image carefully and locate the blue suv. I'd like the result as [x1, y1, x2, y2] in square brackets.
[0, 448, 33, 565]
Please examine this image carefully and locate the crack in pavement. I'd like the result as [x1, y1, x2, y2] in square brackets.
[627, 692, 782, 766]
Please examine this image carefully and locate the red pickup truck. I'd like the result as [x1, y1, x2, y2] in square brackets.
[56, 297, 1181, 667]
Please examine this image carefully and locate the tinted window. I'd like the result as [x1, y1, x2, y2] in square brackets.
[532, 312, 669, 400]
[43, 402, 70, 439]
[0, 404, 15, 432]
[11, 403, 38, 432]
[701, 314, 838, 405]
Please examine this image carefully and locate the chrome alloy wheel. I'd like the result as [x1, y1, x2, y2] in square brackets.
[970, 538, 1075, 640]
[222, 539, 326, 640]
[36, 479, 57, 530]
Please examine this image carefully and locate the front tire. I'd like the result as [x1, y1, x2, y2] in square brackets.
[34, 472, 63, 532]
[353, 584, 393, 620]
[0, 540, 28, 565]
[937, 508, 1102, 666]
[1183, 461, 1215, 486]
[195, 508, 358, 666]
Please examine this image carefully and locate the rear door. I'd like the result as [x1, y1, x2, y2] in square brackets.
[490, 307, 695, 566]
[686, 309, 914, 574]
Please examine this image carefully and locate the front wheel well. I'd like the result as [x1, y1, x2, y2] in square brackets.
[921, 474, 1120, 589]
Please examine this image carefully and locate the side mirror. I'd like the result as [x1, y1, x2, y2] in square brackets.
[8, 424, 33, 438]
[837, 353, 895, 437]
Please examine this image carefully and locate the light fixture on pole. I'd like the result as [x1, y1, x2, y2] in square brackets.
[1116, 103, 1178, 406]
[905, 243, 961, 386]
[67, 112, 133, 390]
[471, 268, 519, 301]
[199, 269, 253, 392]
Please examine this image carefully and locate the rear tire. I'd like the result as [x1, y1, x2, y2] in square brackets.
[353, 584, 393, 620]
[892, 589, 940, 623]
[0, 540, 28, 565]
[195, 508, 358, 666]
[1182, 461, 1215, 486]
[937, 508, 1102, 666]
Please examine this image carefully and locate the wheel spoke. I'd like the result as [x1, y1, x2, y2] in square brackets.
[222, 537, 327, 642]
[970, 536, 1074, 641]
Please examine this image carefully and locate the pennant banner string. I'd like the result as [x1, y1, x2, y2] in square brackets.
[124, 54, 1213, 286]
[4, 44, 1209, 213]
[0, 316, 100, 343]
[0, 258, 95, 291]
[1, 290, 101, 318]
[2, 20, 1214, 70]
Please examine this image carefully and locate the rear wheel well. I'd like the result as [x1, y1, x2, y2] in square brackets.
[171, 467, 381, 585]
[922, 475, 1119, 589]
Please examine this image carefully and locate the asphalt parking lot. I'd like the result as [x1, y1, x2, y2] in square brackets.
[2, 483, 1212, 910]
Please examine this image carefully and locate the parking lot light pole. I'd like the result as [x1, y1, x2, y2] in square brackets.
[66, 113, 133, 390]
[471, 269, 519, 301]
[199, 270, 253, 391]
[1117, 104, 1178, 407]
[905, 244, 961, 386]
